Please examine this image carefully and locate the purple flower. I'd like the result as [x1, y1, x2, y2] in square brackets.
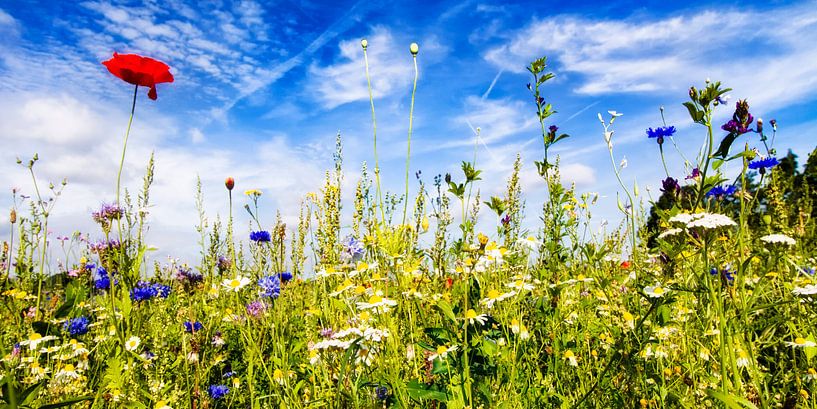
[94, 267, 115, 290]
[549, 125, 559, 134]
[176, 267, 204, 287]
[320, 327, 334, 338]
[685, 168, 701, 180]
[706, 185, 737, 199]
[217, 256, 232, 272]
[721, 100, 753, 135]
[91, 203, 123, 224]
[246, 301, 267, 317]
[250, 231, 271, 243]
[208, 384, 229, 400]
[660, 177, 680, 194]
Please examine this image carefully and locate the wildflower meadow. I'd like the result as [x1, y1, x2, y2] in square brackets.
[3, 34, 817, 409]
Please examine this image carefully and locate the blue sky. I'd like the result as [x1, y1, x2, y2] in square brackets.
[1, 0, 816, 263]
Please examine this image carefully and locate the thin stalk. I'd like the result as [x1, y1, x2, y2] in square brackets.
[695, 112, 714, 209]
[116, 85, 139, 206]
[362, 45, 386, 224]
[402, 54, 419, 226]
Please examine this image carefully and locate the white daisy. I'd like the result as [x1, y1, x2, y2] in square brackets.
[785, 337, 817, 348]
[644, 285, 668, 298]
[506, 279, 535, 292]
[464, 309, 488, 326]
[427, 345, 458, 361]
[124, 336, 141, 352]
[479, 289, 516, 309]
[563, 350, 578, 366]
[222, 276, 251, 292]
[54, 364, 80, 382]
[356, 294, 398, 313]
[517, 235, 541, 251]
[19, 333, 58, 351]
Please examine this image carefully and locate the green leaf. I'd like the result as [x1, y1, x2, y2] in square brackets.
[37, 396, 93, 409]
[706, 389, 758, 409]
[436, 300, 457, 323]
[713, 133, 740, 158]
[405, 380, 448, 402]
[682, 102, 704, 124]
[424, 327, 455, 345]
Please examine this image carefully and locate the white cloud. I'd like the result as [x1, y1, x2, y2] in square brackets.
[483, 5, 817, 112]
[309, 27, 416, 109]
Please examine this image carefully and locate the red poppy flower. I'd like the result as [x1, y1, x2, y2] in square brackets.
[620, 261, 631, 269]
[102, 52, 174, 100]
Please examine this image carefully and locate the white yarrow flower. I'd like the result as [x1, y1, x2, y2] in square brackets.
[760, 234, 796, 246]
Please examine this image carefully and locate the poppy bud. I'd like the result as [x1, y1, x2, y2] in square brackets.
[225, 177, 235, 191]
[410, 43, 419, 55]
[689, 86, 696, 100]
[770, 119, 777, 131]
[9, 209, 16, 224]
[756, 118, 763, 133]
[360, 39, 368, 49]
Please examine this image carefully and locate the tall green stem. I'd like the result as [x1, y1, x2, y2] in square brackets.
[362, 44, 386, 224]
[116, 85, 139, 206]
[402, 54, 419, 226]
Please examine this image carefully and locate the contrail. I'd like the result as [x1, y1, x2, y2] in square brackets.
[481, 69, 504, 100]
[565, 100, 601, 123]
[209, 0, 373, 122]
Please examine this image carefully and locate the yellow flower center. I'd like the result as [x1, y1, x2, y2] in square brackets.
[465, 309, 477, 319]
[63, 364, 75, 372]
[229, 279, 241, 288]
[563, 350, 575, 358]
[515, 280, 524, 288]
[653, 286, 664, 295]
[368, 295, 383, 304]
[354, 285, 366, 295]
[356, 262, 368, 271]
[273, 369, 283, 379]
[795, 337, 807, 345]
[359, 311, 371, 321]
[436, 346, 448, 354]
[487, 289, 501, 299]
[29, 333, 42, 341]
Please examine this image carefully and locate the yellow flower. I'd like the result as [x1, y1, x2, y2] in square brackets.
[244, 189, 262, 196]
[421, 216, 430, 232]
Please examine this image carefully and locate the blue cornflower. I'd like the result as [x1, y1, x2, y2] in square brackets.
[258, 275, 281, 298]
[710, 267, 735, 286]
[183, 321, 204, 333]
[748, 157, 779, 174]
[375, 385, 389, 401]
[208, 384, 229, 400]
[706, 185, 737, 199]
[278, 271, 293, 283]
[130, 281, 172, 302]
[63, 316, 90, 336]
[340, 235, 365, 263]
[646, 126, 676, 141]
[801, 266, 815, 276]
[94, 267, 114, 290]
[250, 230, 271, 243]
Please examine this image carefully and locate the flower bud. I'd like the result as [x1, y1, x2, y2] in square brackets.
[689, 86, 697, 100]
[756, 118, 763, 133]
[9, 209, 16, 224]
[410, 43, 419, 55]
[360, 39, 368, 49]
[225, 177, 235, 191]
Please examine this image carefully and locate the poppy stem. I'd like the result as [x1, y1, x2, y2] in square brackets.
[116, 84, 139, 206]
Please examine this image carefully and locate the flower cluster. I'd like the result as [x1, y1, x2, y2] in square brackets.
[721, 99, 754, 134]
[94, 267, 115, 290]
[183, 321, 204, 333]
[130, 281, 171, 302]
[91, 203, 123, 225]
[176, 267, 204, 287]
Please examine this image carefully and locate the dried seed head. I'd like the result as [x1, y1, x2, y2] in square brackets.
[9, 209, 16, 224]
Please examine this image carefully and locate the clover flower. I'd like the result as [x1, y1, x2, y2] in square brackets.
[208, 384, 230, 400]
[258, 275, 281, 298]
[183, 321, 204, 333]
[706, 185, 736, 199]
[63, 316, 90, 336]
[748, 157, 779, 174]
[250, 230, 271, 243]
